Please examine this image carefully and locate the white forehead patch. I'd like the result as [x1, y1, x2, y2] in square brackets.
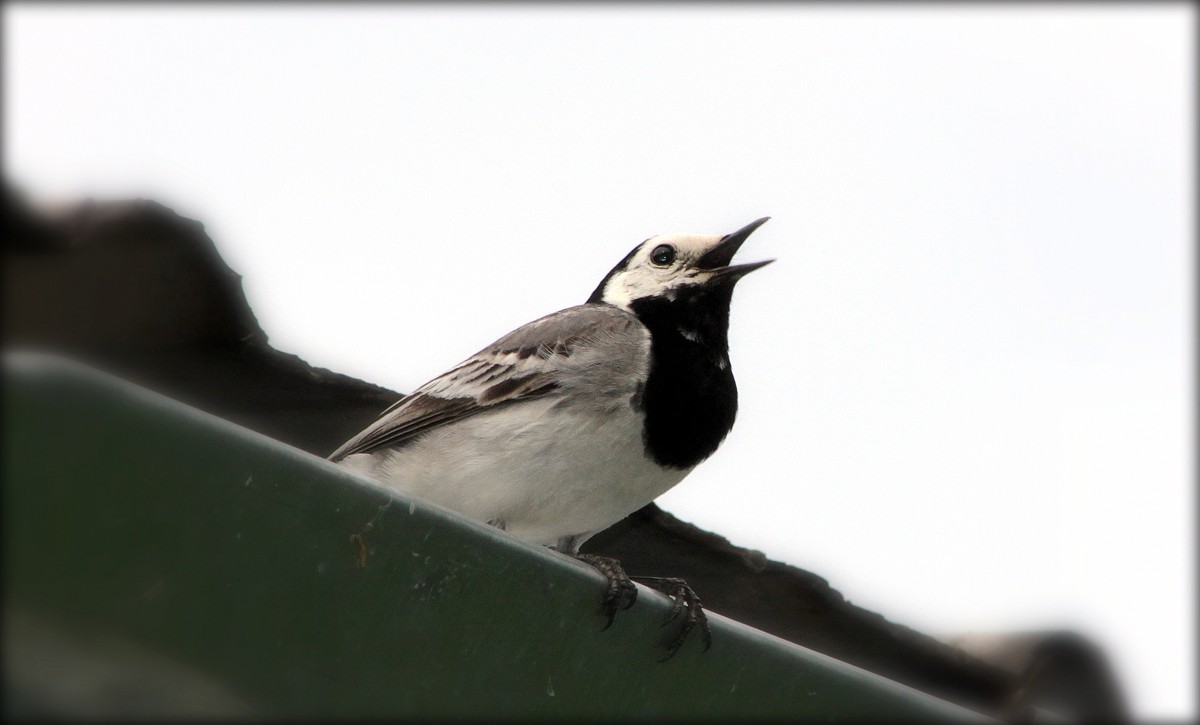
[599, 232, 725, 310]
[645, 233, 724, 257]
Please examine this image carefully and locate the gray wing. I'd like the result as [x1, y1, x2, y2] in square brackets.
[327, 304, 649, 461]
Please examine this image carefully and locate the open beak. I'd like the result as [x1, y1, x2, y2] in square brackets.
[696, 217, 775, 281]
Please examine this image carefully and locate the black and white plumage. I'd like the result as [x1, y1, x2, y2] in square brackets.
[332, 304, 665, 550]
[329, 219, 772, 654]
[329, 218, 772, 555]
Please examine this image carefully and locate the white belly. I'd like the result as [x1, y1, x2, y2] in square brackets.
[339, 397, 692, 547]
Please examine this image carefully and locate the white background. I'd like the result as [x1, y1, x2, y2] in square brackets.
[5, 4, 1193, 719]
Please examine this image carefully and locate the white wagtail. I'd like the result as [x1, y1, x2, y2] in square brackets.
[329, 218, 773, 657]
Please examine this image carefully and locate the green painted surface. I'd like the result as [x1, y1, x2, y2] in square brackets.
[3, 353, 989, 720]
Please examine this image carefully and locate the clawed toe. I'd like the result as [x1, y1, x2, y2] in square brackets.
[633, 576, 712, 661]
[570, 556, 712, 660]
[573, 554, 638, 629]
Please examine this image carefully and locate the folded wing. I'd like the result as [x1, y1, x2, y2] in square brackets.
[327, 304, 648, 461]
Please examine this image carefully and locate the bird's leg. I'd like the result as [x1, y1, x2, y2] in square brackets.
[559, 535, 709, 660]
[631, 576, 712, 661]
[570, 553, 639, 629]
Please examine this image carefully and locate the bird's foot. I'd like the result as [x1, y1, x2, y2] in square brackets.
[570, 555, 711, 661]
[632, 576, 712, 661]
[571, 554, 638, 630]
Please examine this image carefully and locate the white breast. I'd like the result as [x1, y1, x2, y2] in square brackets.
[339, 395, 693, 548]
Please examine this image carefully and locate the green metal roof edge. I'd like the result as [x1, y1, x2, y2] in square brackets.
[2, 352, 992, 721]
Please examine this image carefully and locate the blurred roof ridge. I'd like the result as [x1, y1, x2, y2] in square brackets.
[1, 187, 1128, 722]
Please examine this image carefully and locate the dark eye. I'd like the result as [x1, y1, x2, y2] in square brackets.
[650, 244, 676, 267]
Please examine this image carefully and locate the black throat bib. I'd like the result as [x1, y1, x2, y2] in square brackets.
[629, 284, 739, 470]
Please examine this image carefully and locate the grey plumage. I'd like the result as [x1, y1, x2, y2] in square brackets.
[328, 219, 772, 658]
[328, 304, 649, 463]
[329, 220, 771, 556]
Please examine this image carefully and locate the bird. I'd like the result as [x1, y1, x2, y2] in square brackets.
[328, 217, 773, 658]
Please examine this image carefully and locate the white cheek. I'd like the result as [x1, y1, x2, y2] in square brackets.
[603, 285, 633, 310]
[602, 266, 711, 309]
[603, 269, 665, 309]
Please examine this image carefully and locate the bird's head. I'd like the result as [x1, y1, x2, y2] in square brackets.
[588, 217, 774, 315]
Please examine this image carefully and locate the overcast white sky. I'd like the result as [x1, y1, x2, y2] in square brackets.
[5, 4, 1194, 719]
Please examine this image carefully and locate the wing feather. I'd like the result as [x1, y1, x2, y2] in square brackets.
[327, 304, 646, 461]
